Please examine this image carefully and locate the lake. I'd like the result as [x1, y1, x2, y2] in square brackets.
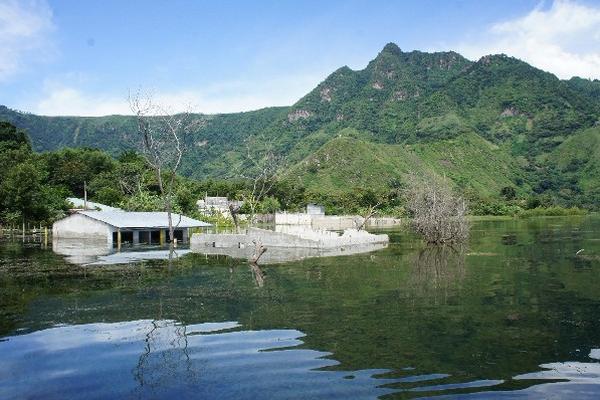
[1, 216, 600, 399]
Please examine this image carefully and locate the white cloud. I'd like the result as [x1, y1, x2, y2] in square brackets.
[31, 73, 325, 116]
[0, 0, 54, 81]
[456, 0, 600, 79]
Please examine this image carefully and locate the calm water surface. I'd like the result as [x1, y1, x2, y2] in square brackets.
[1, 217, 600, 399]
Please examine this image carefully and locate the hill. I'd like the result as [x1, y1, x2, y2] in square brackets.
[1, 43, 599, 209]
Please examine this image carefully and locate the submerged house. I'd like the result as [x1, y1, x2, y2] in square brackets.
[53, 211, 211, 246]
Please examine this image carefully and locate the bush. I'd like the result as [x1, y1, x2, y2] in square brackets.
[259, 196, 281, 213]
[404, 174, 470, 244]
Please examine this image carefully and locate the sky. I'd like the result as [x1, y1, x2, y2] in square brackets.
[1, 0, 600, 116]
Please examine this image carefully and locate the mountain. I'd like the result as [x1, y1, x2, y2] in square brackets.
[2, 43, 599, 208]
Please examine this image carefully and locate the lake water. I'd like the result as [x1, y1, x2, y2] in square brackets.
[1, 217, 600, 399]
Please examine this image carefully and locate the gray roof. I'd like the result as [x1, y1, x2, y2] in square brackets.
[79, 211, 211, 229]
[67, 197, 123, 212]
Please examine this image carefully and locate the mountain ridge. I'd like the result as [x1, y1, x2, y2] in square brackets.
[1, 42, 599, 208]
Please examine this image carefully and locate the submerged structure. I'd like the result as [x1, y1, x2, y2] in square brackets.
[53, 211, 211, 246]
[191, 227, 389, 264]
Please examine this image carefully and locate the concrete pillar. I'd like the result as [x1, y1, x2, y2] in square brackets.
[133, 230, 140, 245]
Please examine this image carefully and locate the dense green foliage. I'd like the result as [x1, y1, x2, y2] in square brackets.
[1, 43, 599, 213]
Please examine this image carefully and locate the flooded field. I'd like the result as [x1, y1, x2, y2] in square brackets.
[1, 216, 600, 399]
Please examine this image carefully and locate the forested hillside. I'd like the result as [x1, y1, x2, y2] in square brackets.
[2, 43, 599, 210]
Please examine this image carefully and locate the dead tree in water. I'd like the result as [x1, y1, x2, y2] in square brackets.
[236, 135, 282, 225]
[129, 90, 198, 243]
[249, 262, 266, 287]
[354, 201, 381, 231]
[250, 239, 267, 264]
[228, 202, 241, 233]
[404, 174, 469, 244]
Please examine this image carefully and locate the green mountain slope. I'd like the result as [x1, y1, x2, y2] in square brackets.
[1, 43, 599, 207]
[285, 129, 525, 198]
[548, 127, 600, 208]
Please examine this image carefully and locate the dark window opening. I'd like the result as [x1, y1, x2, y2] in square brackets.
[139, 231, 150, 244]
[121, 231, 133, 244]
[171, 229, 184, 242]
[150, 230, 161, 244]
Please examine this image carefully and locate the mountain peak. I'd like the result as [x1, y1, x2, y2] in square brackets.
[381, 42, 401, 56]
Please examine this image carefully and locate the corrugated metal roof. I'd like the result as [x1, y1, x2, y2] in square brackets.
[78, 211, 212, 228]
[67, 198, 123, 212]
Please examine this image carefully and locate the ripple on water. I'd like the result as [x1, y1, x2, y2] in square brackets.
[0, 320, 404, 400]
[1, 322, 600, 399]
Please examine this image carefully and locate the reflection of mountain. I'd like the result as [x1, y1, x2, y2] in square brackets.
[0, 320, 402, 400]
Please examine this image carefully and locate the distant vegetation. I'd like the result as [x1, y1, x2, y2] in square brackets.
[1, 43, 599, 223]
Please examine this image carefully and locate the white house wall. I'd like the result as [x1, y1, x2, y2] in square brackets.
[52, 213, 113, 242]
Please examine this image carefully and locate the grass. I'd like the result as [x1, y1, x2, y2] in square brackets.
[517, 207, 588, 218]
[285, 130, 524, 199]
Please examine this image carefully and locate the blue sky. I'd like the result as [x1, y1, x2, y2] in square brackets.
[1, 0, 599, 116]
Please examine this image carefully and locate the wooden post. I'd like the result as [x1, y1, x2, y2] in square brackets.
[22, 219, 25, 243]
[84, 181, 88, 210]
[117, 229, 122, 251]
[159, 229, 165, 246]
[44, 227, 48, 248]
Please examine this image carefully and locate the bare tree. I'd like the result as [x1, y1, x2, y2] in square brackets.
[250, 239, 267, 264]
[354, 201, 382, 231]
[129, 90, 197, 243]
[227, 203, 240, 232]
[404, 173, 469, 244]
[236, 135, 282, 225]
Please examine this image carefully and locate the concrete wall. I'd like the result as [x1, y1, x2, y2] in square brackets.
[274, 213, 402, 230]
[274, 213, 313, 225]
[192, 241, 388, 265]
[191, 227, 389, 252]
[52, 213, 113, 242]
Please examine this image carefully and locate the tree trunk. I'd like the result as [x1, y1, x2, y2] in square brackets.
[228, 203, 241, 234]
[250, 239, 267, 264]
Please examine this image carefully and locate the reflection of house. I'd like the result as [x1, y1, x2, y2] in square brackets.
[197, 196, 243, 216]
[52, 237, 192, 265]
[53, 211, 211, 246]
[67, 197, 123, 212]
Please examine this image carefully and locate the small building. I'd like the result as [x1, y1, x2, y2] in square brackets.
[53, 211, 211, 246]
[306, 204, 325, 215]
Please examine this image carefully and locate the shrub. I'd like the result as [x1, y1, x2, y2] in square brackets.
[404, 174, 470, 244]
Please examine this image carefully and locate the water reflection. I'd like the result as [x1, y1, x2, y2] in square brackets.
[407, 245, 466, 302]
[1, 319, 599, 399]
[52, 238, 190, 265]
[52, 238, 112, 264]
[0, 320, 402, 400]
[249, 263, 266, 287]
[2, 217, 600, 399]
